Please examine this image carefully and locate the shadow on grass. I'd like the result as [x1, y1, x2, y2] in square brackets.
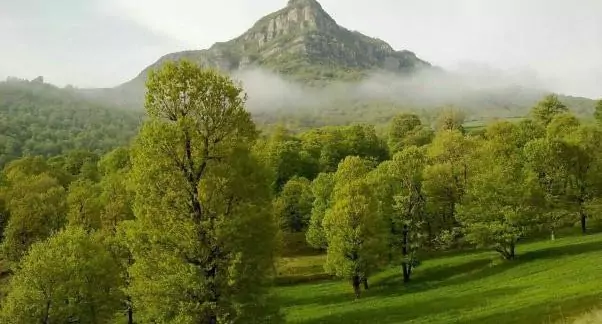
[382, 239, 602, 295]
[463, 293, 602, 324]
[373, 258, 493, 295]
[518, 240, 602, 261]
[279, 239, 602, 310]
[297, 286, 524, 324]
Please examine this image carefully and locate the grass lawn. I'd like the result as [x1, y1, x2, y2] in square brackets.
[275, 233, 602, 323]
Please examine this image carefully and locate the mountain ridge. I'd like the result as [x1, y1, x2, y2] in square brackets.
[120, 0, 432, 90]
[79, 0, 596, 121]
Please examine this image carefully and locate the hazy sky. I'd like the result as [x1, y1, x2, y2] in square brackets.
[1, 0, 601, 98]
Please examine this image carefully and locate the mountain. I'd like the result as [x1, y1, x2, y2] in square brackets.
[117, 0, 430, 91]
[82, 0, 596, 125]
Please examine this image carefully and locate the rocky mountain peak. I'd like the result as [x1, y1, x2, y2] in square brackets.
[287, 0, 323, 9]
[119, 0, 431, 93]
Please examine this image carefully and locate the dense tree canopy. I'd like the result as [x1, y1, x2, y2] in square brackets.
[1, 60, 601, 314]
[0, 226, 123, 323]
[0, 80, 141, 168]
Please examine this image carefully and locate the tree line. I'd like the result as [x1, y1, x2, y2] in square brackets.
[0, 60, 601, 322]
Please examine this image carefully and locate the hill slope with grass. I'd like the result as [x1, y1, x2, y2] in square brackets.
[275, 233, 602, 324]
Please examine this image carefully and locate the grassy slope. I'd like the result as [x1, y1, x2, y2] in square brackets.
[276, 234, 602, 324]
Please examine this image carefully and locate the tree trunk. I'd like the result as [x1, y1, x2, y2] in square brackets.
[581, 211, 587, 234]
[401, 224, 411, 282]
[126, 297, 134, 324]
[402, 263, 411, 283]
[550, 229, 555, 241]
[42, 300, 51, 324]
[362, 277, 369, 290]
[496, 243, 516, 260]
[352, 275, 361, 299]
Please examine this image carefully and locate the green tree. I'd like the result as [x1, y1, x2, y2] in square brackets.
[530, 94, 569, 126]
[273, 176, 314, 232]
[594, 100, 602, 124]
[387, 113, 433, 154]
[458, 133, 540, 260]
[98, 147, 131, 176]
[48, 150, 101, 182]
[97, 155, 136, 323]
[320, 156, 384, 298]
[300, 125, 387, 173]
[124, 60, 280, 323]
[422, 130, 473, 247]
[565, 125, 602, 233]
[433, 107, 465, 132]
[368, 146, 428, 282]
[2, 156, 69, 187]
[0, 227, 123, 323]
[546, 113, 580, 139]
[306, 157, 373, 251]
[389, 147, 428, 282]
[524, 138, 574, 239]
[254, 127, 318, 191]
[323, 178, 387, 298]
[1, 173, 66, 264]
[306, 172, 335, 250]
[99, 173, 134, 234]
[66, 179, 102, 231]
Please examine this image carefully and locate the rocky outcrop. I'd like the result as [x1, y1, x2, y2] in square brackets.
[120, 0, 431, 88]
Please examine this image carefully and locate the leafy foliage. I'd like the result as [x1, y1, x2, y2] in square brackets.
[0, 226, 122, 323]
[530, 94, 569, 126]
[0, 80, 141, 167]
[124, 60, 281, 323]
[274, 176, 314, 232]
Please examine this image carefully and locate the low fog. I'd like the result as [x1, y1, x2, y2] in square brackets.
[232, 64, 552, 117]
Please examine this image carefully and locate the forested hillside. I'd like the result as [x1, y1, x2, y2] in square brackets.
[0, 79, 142, 166]
[1, 61, 602, 323]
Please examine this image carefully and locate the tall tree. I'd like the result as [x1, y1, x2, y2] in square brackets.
[124, 60, 280, 323]
[306, 172, 335, 250]
[422, 130, 473, 247]
[390, 147, 428, 282]
[323, 178, 387, 298]
[458, 136, 540, 260]
[321, 156, 385, 298]
[369, 146, 428, 282]
[0, 227, 123, 323]
[530, 94, 569, 126]
[524, 138, 574, 239]
[565, 125, 602, 233]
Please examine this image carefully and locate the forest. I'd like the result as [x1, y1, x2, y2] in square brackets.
[0, 78, 142, 167]
[1, 60, 602, 323]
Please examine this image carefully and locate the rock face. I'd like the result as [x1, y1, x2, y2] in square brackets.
[123, 0, 431, 88]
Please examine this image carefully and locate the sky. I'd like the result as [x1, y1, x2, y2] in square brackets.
[1, 0, 601, 98]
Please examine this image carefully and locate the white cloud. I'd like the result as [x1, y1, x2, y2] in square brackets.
[98, 0, 284, 48]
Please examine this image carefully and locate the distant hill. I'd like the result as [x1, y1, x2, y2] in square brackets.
[0, 79, 141, 166]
